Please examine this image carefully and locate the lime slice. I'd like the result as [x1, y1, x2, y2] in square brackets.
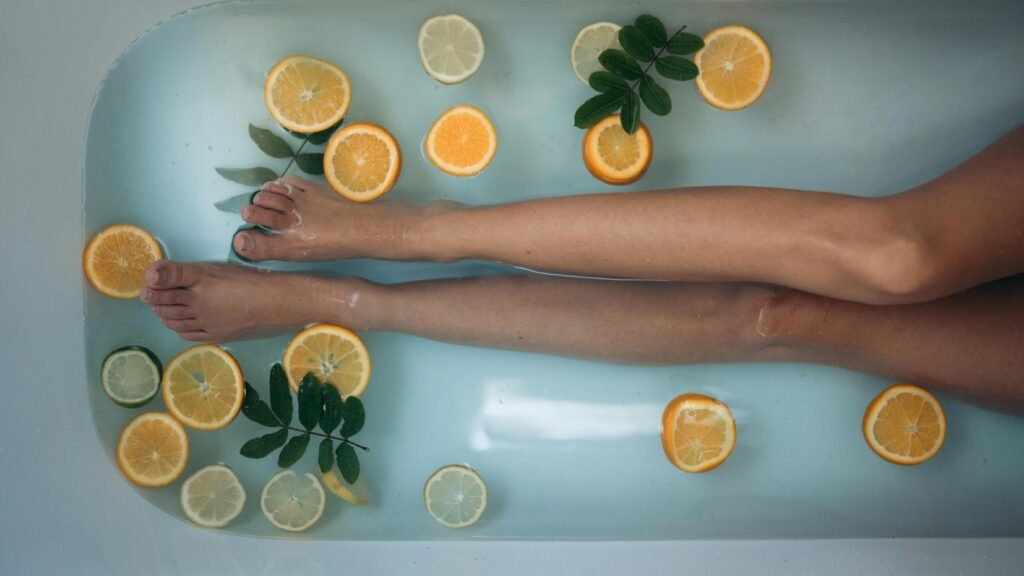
[180, 464, 246, 528]
[101, 346, 162, 408]
[423, 464, 487, 528]
[418, 14, 485, 84]
[320, 468, 371, 506]
[260, 470, 326, 532]
[570, 22, 622, 86]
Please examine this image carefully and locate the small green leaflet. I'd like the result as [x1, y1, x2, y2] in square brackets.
[248, 124, 294, 158]
[340, 396, 366, 438]
[269, 363, 293, 425]
[336, 442, 360, 483]
[240, 428, 288, 458]
[278, 433, 310, 468]
[589, 71, 628, 94]
[635, 15, 667, 45]
[215, 167, 279, 187]
[297, 374, 322, 431]
[295, 153, 324, 175]
[598, 49, 643, 80]
[620, 88, 641, 135]
[654, 56, 699, 81]
[667, 32, 704, 56]
[618, 25, 656, 62]
[574, 92, 625, 129]
[639, 75, 672, 116]
[318, 437, 335, 473]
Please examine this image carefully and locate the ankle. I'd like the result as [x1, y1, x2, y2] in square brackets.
[310, 276, 380, 332]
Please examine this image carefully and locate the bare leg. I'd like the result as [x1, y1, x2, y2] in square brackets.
[143, 261, 1024, 406]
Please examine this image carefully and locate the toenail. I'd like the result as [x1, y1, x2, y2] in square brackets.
[238, 233, 254, 252]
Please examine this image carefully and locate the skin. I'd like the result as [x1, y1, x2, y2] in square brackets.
[141, 125, 1024, 406]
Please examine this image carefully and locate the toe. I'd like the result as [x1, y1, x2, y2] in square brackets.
[253, 190, 295, 214]
[179, 331, 212, 342]
[140, 288, 194, 306]
[150, 305, 195, 320]
[233, 230, 295, 261]
[242, 204, 293, 229]
[145, 261, 202, 289]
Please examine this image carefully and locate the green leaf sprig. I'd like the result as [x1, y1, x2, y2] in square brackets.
[239, 363, 367, 483]
[213, 120, 341, 209]
[575, 15, 704, 134]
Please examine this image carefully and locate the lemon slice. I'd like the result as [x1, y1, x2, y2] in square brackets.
[264, 55, 351, 133]
[320, 468, 371, 506]
[570, 22, 622, 86]
[180, 464, 246, 529]
[282, 324, 371, 397]
[261, 470, 326, 532]
[116, 412, 189, 487]
[863, 384, 946, 465]
[660, 393, 736, 473]
[418, 14, 485, 84]
[83, 224, 164, 299]
[423, 465, 487, 528]
[101, 346, 162, 408]
[162, 345, 245, 431]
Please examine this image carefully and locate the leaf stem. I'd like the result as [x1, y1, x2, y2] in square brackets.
[630, 25, 687, 91]
[283, 425, 370, 452]
[280, 136, 310, 177]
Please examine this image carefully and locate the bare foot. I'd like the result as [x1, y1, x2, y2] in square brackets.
[233, 175, 440, 262]
[141, 260, 369, 342]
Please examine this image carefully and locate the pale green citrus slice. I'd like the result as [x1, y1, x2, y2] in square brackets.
[180, 464, 246, 528]
[418, 14, 485, 84]
[260, 470, 326, 532]
[570, 22, 622, 86]
[423, 464, 487, 528]
[101, 346, 162, 408]
[320, 468, 371, 506]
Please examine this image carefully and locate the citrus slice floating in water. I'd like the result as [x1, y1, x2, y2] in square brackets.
[582, 114, 653, 185]
[162, 345, 245, 431]
[570, 22, 622, 86]
[180, 464, 246, 529]
[418, 14, 485, 85]
[323, 122, 402, 202]
[101, 346, 162, 408]
[282, 324, 371, 397]
[423, 464, 487, 528]
[660, 393, 736, 473]
[694, 25, 772, 111]
[320, 468, 371, 506]
[264, 54, 351, 133]
[425, 105, 498, 177]
[116, 412, 189, 487]
[261, 470, 326, 532]
[83, 224, 163, 299]
[863, 384, 946, 465]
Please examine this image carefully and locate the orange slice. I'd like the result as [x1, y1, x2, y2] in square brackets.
[863, 384, 946, 465]
[83, 224, 163, 299]
[694, 25, 772, 111]
[425, 105, 498, 176]
[661, 393, 736, 473]
[264, 55, 351, 133]
[582, 115, 653, 185]
[282, 324, 371, 397]
[116, 412, 189, 487]
[323, 122, 402, 202]
[162, 345, 245, 431]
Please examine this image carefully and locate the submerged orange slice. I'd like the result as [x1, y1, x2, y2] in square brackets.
[282, 324, 371, 397]
[323, 122, 402, 202]
[83, 224, 164, 299]
[117, 412, 189, 487]
[694, 25, 771, 111]
[582, 115, 653, 185]
[661, 393, 736, 473]
[863, 384, 946, 465]
[162, 345, 245, 431]
[264, 55, 351, 133]
[425, 105, 498, 176]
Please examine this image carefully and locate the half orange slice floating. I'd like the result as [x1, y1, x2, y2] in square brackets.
[117, 412, 189, 487]
[694, 25, 772, 111]
[282, 324, 371, 397]
[582, 114, 653, 185]
[323, 122, 402, 202]
[661, 393, 736, 473]
[83, 224, 163, 299]
[863, 384, 946, 465]
[425, 105, 498, 177]
[264, 55, 351, 133]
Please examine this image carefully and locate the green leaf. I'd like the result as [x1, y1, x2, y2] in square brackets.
[320, 385, 343, 434]
[249, 124, 294, 158]
[340, 396, 365, 438]
[598, 49, 643, 80]
[269, 363, 292, 426]
[588, 71, 628, 94]
[318, 437, 335, 473]
[298, 373, 322, 431]
[308, 119, 344, 145]
[239, 428, 288, 458]
[277, 433, 310, 468]
[215, 167, 279, 187]
[639, 75, 672, 116]
[574, 92, 624, 129]
[336, 442, 360, 483]
[620, 89, 641, 135]
[667, 32, 705, 56]
[295, 153, 324, 175]
[618, 25, 656, 62]
[655, 56, 699, 81]
[635, 15, 667, 46]
[214, 193, 253, 214]
[241, 382, 280, 427]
